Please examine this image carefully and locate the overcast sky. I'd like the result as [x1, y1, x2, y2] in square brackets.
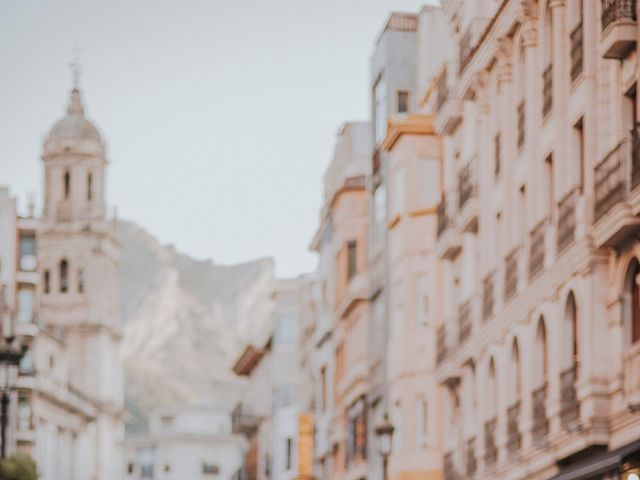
[0, 0, 435, 277]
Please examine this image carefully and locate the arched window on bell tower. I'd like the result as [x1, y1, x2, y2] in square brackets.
[87, 173, 93, 202]
[59, 259, 69, 293]
[64, 171, 71, 199]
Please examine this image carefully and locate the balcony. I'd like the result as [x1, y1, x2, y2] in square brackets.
[457, 162, 478, 233]
[484, 418, 497, 465]
[529, 220, 546, 280]
[457, 300, 472, 344]
[601, 0, 637, 59]
[466, 438, 477, 476]
[232, 404, 260, 436]
[507, 402, 521, 453]
[482, 273, 495, 321]
[557, 188, 578, 254]
[436, 196, 462, 260]
[624, 342, 640, 406]
[435, 67, 463, 135]
[504, 248, 519, 302]
[543, 65, 553, 118]
[532, 384, 549, 442]
[593, 133, 640, 247]
[560, 364, 580, 427]
[571, 19, 584, 81]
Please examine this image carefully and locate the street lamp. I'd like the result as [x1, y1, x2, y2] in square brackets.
[0, 286, 24, 459]
[375, 414, 394, 480]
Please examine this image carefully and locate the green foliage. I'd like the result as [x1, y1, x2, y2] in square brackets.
[0, 454, 38, 480]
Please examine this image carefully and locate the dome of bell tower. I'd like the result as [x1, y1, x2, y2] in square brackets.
[43, 88, 105, 158]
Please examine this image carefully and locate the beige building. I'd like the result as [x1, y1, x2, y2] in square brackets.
[429, 0, 640, 478]
[0, 85, 124, 479]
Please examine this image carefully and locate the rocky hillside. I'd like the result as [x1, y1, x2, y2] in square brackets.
[118, 221, 275, 433]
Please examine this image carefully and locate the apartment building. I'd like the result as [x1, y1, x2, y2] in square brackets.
[124, 407, 245, 480]
[429, 1, 640, 479]
[232, 277, 311, 480]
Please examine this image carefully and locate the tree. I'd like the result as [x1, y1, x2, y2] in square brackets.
[0, 454, 37, 480]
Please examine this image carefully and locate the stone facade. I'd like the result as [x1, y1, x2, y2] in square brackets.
[0, 86, 125, 479]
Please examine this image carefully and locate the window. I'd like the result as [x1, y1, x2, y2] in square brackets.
[77, 268, 85, 293]
[545, 154, 555, 219]
[320, 366, 327, 412]
[518, 186, 527, 243]
[374, 75, 387, 145]
[160, 415, 173, 430]
[624, 84, 638, 132]
[535, 319, 548, 386]
[19, 235, 36, 271]
[127, 463, 134, 474]
[87, 173, 93, 201]
[285, 438, 293, 470]
[509, 339, 521, 404]
[574, 118, 584, 191]
[397, 91, 409, 114]
[347, 241, 357, 280]
[59, 259, 68, 293]
[494, 133, 501, 178]
[17, 289, 34, 324]
[624, 259, 640, 345]
[202, 463, 219, 475]
[565, 292, 579, 365]
[416, 398, 428, 446]
[420, 159, 440, 205]
[43, 270, 50, 294]
[63, 171, 70, 199]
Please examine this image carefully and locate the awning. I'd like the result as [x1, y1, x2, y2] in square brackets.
[551, 440, 640, 480]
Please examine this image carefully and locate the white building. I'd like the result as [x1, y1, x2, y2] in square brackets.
[0, 85, 126, 479]
[124, 408, 246, 480]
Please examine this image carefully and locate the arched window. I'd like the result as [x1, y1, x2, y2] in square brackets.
[565, 292, 579, 368]
[59, 259, 68, 293]
[543, 5, 553, 66]
[63, 171, 70, 199]
[624, 259, 640, 345]
[508, 339, 521, 405]
[535, 318, 548, 388]
[43, 270, 50, 294]
[487, 358, 498, 419]
[87, 173, 93, 202]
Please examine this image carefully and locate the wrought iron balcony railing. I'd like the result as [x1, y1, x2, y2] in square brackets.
[484, 418, 498, 465]
[529, 220, 546, 279]
[531, 384, 548, 441]
[507, 401, 521, 453]
[594, 130, 640, 221]
[602, 0, 637, 32]
[504, 248, 519, 302]
[466, 437, 477, 476]
[458, 162, 476, 210]
[571, 19, 584, 82]
[543, 65, 553, 117]
[458, 300, 472, 344]
[482, 273, 495, 321]
[560, 364, 580, 426]
[557, 188, 578, 254]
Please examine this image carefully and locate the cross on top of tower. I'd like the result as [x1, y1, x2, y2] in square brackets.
[68, 46, 82, 89]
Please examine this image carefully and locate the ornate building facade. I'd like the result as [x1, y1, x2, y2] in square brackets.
[1, 86, 124, 479]
[430, 0, 640, 478]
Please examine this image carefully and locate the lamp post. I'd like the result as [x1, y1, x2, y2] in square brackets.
[375, 414, 394, 480]
[0, 285, 23, 459]
[0, 336, 22, 459]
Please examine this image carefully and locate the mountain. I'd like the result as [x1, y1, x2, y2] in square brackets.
[118, 221, 275, 433]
